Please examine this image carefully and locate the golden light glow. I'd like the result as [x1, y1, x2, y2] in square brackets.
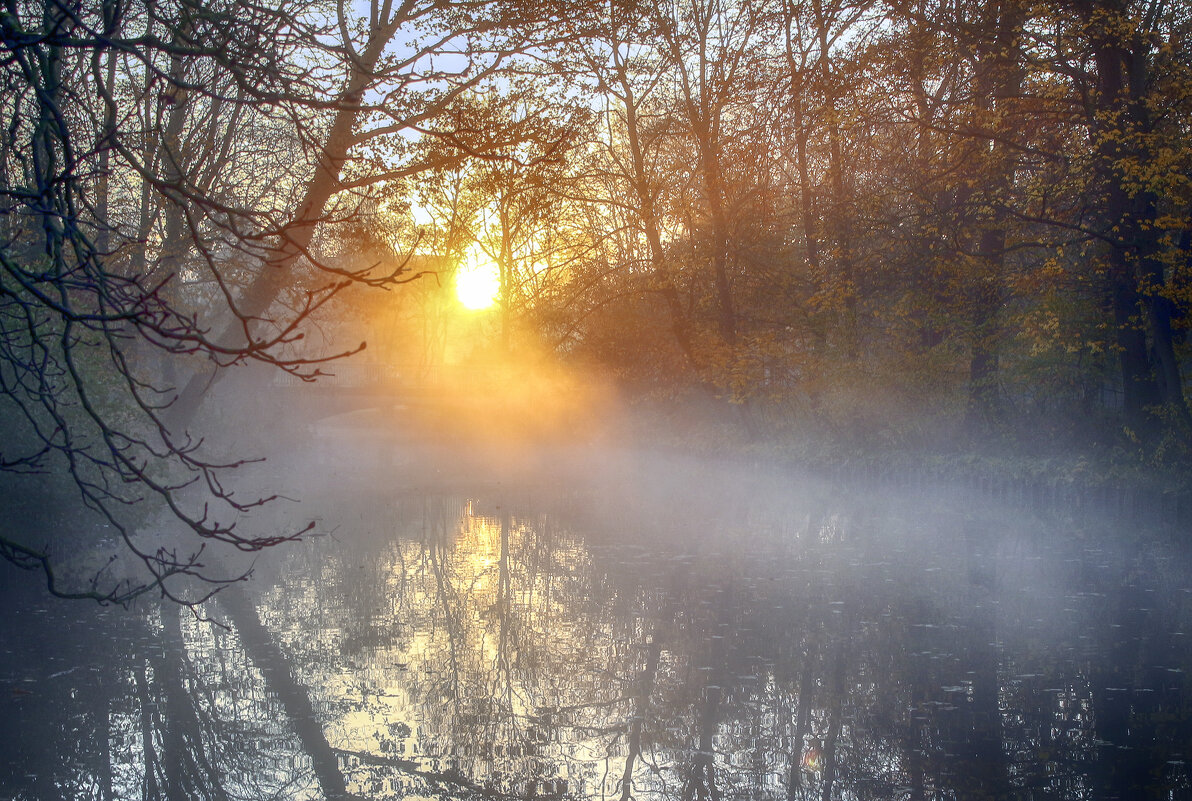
[456, 256, 500, 310]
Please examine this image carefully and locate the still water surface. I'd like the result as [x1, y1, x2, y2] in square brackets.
[3, 452, 1190, 800]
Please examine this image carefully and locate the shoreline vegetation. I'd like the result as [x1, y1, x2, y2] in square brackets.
[300, 378, 1192, 526]
[4, 0, 1190, 606]
[610, 394, 1192, 524]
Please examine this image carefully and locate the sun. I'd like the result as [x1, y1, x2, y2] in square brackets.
[456, 257, 500, 310]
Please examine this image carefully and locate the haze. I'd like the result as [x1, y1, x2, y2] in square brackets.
[1, 0, 1189, 798]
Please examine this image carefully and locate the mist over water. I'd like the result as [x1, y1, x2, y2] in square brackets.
[3, 395, 1190, 799]
[4, 0, 1192, 795]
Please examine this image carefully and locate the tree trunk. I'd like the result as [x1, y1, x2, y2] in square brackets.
[819, 642, 846, 801]
[786, 659, 814, 799]
[169, 19, 400, 426]
[965, 1, 1024, 429]
[216, 585, 351, 799]
[814, 1, 856, 354]
[159, 605, 230, 801]
[1084, 2, 1188, 429]
[614, 46, 704, 374]
[135, 660, 163, 801]
[620, 631, 662, 801]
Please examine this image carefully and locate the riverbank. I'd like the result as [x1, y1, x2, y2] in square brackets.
[614, 396, 1192, 525]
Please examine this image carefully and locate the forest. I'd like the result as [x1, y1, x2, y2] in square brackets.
[1, 0, 1191, 603]
[4, 4, 1192, 799]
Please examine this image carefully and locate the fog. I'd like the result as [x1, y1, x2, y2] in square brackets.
[4, 253, 1190, 798]
[4, 0, 1192, 793]
[6, 382, 1190, 799]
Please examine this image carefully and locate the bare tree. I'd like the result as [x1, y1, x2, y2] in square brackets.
[0, 0, 569, 607]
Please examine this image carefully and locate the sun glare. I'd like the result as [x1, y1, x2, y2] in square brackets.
[456, 258, 500, 310]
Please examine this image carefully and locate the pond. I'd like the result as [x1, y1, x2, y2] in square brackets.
[2, 448, 1190, 800]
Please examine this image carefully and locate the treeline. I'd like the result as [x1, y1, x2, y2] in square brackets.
[0, 0, 578, 602]
[1, 0, 1189, 601]
[427, 0, 1191, 458]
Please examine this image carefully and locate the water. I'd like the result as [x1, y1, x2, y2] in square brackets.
[2, 451, 1190, 800]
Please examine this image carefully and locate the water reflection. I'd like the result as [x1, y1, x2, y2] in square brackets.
[3, 467, 1191, 800]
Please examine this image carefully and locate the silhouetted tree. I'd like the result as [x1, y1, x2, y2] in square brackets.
[0, 0, 582, 606]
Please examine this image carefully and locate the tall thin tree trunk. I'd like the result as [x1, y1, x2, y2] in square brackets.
[965, 2, 1024, 428]
[94, 48, 117, 257]
[159, 605, 230, 801]
[786, 659, 814, 799]
[217, 585, 350, 799]
[614, 46, 704, 374]
[819, 642, 846, 801]
[620, 631, 662, 801]
[135, 660, 162, 801]
[93, 669, 114, 801]
[499, 199, 514, 354]
[1084, 4, 1188, 428]
[169, 18, 401, 425]
[793, 101, 822, 278]
[814, 1, 855, 354]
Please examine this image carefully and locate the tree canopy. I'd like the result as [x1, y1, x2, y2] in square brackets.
[2, 0, 1190, 606]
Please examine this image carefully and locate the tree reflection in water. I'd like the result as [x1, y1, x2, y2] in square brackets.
[2, 474, 1190, 800]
